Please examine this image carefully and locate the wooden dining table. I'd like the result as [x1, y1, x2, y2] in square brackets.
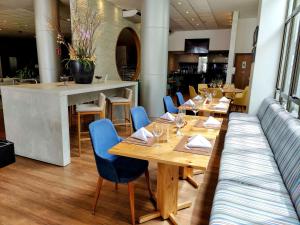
[222, 87, 243, 94]
[178, 98, 230, 115]
[109, 115, 222, 225]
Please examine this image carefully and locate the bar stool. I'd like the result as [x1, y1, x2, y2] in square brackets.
[76, 93, 106, 156]
[107, 88, 132, 132]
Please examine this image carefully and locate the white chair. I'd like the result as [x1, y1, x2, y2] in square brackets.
[107, 88, 132, 132]
[76, 93, 106, 156]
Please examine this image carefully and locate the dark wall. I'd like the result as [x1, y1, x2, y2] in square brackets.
[0, 37, 38, 77]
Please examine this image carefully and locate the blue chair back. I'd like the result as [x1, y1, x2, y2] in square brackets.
[131, 106, 151, 131]
[176, 92, 185, 106]
[163, 96, 178, 113]
[89, 119, 121, 182]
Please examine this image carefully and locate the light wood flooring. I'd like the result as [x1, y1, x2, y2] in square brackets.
[0, 113, 226, 225]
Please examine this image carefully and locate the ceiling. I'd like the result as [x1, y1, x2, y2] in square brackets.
[0, 0, 258, 36]
[0, 0, 70, 37]
[107, 0, 259, 31]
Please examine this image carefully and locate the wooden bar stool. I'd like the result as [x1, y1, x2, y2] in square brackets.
[76, 93, 106, 156]
[107, 88, 132, 132]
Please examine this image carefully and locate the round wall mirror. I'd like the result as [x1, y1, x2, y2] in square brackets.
[116, 27, 140, 81]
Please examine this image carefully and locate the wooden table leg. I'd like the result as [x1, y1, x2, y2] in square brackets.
[139, 163, 192, 224]
[180, 167, 201, 189]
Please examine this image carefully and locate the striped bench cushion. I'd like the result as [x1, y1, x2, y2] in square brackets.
[260, 103, 285, 133]
[210, 180, 300, 225]
[219, 152, 288, 193]
[257, 97, 278, 120]
[227, 120, 265, 136]
[229, 112, 260, 123]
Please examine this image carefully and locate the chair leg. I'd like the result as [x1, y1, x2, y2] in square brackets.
[115, 182, 118, 190]
[77, 113, 81, 156]
[92, 176, 103, 215]
[128, 182, 135, 225]
[144, 168, 154, 200]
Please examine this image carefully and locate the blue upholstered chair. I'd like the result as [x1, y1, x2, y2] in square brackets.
[130, 106, 151, 132]
[89, 119, 153, 225]
[163, 96, 179, 113]
[176, 92, 185, 106]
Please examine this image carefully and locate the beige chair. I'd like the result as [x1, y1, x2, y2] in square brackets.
[232, 86, 249, 112]
[189, 85, 198, 99]
[208, 88, 223, 98]
[223, 83, 235, 99]
[108, 88, 132, 132]
[76, 93, 106, 156]
[198, 83, 208, 97]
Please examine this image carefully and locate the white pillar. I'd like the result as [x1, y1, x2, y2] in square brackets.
[34, 0, 59, 83]
[248, 0, 287, 114]
[141, 0, 169, 118]
[226, 11, 239, 83]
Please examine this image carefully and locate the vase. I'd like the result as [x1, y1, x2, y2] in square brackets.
[69, 60, 95, 84]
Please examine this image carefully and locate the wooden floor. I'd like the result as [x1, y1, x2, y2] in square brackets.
[0, 112, 225, 225]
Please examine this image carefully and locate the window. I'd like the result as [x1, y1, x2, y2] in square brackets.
[276, 0, 300, 118]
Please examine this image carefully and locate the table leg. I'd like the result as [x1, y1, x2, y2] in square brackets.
[180, 167, 202, 189]
[139, 163, 192, 224]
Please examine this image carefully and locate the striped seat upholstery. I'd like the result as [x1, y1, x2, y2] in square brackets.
[210, 98, 300, 224]
[268, 118, 300, 218]
[210, 180, 300, 225]
[229, 112, 260, 123]
[219, 152, 288, 193]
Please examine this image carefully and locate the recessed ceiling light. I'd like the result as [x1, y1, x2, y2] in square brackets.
[0, 28, 3, 31]
[185, 10, 189, 14]
[177, 1, 182, 5]
[196, 24, 199, 26]
[191, 18, 194, 21]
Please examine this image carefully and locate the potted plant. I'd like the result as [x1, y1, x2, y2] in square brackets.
[56, 3, 101, 84]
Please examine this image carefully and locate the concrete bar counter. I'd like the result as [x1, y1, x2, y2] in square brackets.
[1, 80, 138, 166]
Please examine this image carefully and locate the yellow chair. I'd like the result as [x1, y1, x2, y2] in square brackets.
[208, 88, 223, 98]
[232, 86, 249, 112]
[223, 83, 235, 99]
[189, 86, 198, 99]
[198, 83, 208, 97]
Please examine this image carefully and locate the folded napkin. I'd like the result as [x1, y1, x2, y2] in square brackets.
[183, 99, 195, 107]
[186, 135, 212, 148]
[219, 96, 230, 103]
[160, 112, 175, 121]
[203, 116, 221, 127]
[131, 127, 153, 142]
[193, 95, 202, 101]
[214, 102, 227, 109]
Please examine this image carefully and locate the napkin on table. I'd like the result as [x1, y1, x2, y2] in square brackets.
[160, 112, 175, 121]
[183, 99, 195, 107]
[131, 127, 153, 142]
[214, 102, 227, 109]
[219, 96, 230, 103]
[193, 95, 202, 101]
[203, 116, 221, 127]
[186, 135, 212, 148]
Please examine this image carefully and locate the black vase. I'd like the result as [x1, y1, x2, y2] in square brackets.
[69, 60, 95, 84]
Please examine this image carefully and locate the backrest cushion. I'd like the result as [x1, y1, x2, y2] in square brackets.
[257, 97, 278, 120]
[260, 102, 284, 133]
[271, 119, 300, 218]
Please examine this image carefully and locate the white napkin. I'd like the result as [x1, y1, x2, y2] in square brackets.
[203, 116, 221, 127]
[186, 135, 212, 148]
[183, 99, 195, 107]
[160, 112, 175, 121]
[219, 96, 230, 103]
[193, 95, 202, 101]
[131, 127, 153, 142]
[214, 102, 227, 109]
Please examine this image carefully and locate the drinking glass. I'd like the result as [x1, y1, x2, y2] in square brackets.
[178, 108, 186, 117]
[153, 123, 163, 146]
[60, 75, 69, 86]
[175, 114, 185, 136]
[192, 103, 199, 116]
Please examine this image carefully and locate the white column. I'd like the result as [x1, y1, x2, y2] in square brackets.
[141, 0, 169, 118]
[226, 11, 239, 83]
[34, 0, 59, 83]
[248, 0, 287, 114]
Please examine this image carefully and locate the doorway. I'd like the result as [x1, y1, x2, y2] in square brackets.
[233, 53, 253, 89]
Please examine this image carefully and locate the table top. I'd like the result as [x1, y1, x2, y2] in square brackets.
[222, 88, 243, 93]
[109, 115, 223, 170]
[179, 98, 230, 115]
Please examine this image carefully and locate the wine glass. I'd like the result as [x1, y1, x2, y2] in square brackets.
[191, 103, 199, 116]
[60, 75, 69, 86]
[175, 114, 185, 136]
[153, 123, 163, 146]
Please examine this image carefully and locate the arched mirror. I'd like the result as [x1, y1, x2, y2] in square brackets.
[116, 27, 140, 81]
